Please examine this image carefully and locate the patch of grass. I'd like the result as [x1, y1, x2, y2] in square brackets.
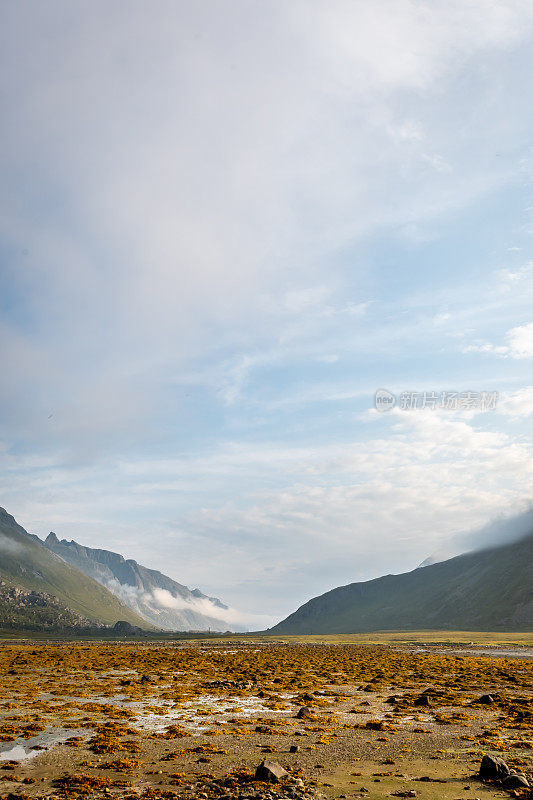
[247, 630, 533, 646]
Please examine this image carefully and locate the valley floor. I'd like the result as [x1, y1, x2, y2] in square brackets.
[0, 640, 531, 800]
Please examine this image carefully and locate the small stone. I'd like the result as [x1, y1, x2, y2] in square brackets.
[289, 745, 299, 753]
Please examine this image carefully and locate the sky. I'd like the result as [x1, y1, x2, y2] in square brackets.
[1, 0, 533, 626]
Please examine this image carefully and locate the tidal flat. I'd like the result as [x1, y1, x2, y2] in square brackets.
[0, 641, 531, 800]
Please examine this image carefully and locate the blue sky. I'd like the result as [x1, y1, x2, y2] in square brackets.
[1, 1, 533, 625]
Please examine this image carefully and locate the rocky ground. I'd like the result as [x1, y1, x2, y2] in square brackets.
[0, 641, 531, 800]
[0, 584, 105, 632]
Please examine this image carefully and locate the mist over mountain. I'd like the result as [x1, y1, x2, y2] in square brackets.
[270, 529, 533, 634]
[0, 508, 151, 629]
[43, 533, 248, 632]
[417, 507, 533, 568]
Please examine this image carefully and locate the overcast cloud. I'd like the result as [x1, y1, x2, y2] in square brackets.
[1, 1, 533, 620]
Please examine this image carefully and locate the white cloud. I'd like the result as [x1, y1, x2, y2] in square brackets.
[461, 341, 508, 355]
[498, 261, 533, 289]
[150, 588, 275, 630]
[1, 1, 533, 457]
[461, 322, 533, 359]
[2, 2, 533, 619]
[0, 533, 24, 556]
[506, 322, 533, 358]
[498, 386, 533, 418]
[3, 401, 532, 617]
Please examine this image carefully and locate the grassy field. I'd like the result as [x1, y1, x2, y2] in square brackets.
[249, 630, 533, 646]
[1, 628, 531, 645]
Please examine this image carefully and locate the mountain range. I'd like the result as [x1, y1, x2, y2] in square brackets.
[43, 532, 242, 632]
[2, 503, 532, 636]
[0, 508, 243, 632]
[0, 507, 150, 629]
[269, 532, 533, 634]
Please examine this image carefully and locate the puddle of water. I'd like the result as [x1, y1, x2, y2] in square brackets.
[134, 693, 293, 735]
[0, 691, 298, 753]
[0, 744, 40, 761]
[402, 646, 533, 660]
[465, 648, 533, 659]
[0, 727, 86, 759]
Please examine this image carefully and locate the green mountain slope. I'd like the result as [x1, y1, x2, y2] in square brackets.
[270, 534, 533, 634]
[0, 508, 153, 628]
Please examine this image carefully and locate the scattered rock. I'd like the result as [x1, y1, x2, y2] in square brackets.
[205, 679, 254, 690]
[255, 760, 289, 783]
[414, 695, 431, 707]
[479, 754, 510, 781]
[289, 745, 300, 753]
[478, 694, 495, 705]
[502, 773, 529, 790]
[296, 706, 312, 719]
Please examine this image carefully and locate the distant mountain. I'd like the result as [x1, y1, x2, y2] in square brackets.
[0, 508, 151, 629]
[270, 533, 533, 634]
[43, 532, 243, 632]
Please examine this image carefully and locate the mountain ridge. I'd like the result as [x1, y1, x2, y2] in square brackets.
[269, 533, 533, 634]
[0, 508, 152, 629]
[43, 531, 242, 632]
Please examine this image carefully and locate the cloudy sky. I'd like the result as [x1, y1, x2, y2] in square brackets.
[1, 0, 533, 624]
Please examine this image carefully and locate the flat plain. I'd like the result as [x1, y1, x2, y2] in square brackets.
[0, 637, 531, 800]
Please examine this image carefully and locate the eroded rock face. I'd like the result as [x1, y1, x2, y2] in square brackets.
[254, 760, 288, 783]
[479, 755, 510, 781]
